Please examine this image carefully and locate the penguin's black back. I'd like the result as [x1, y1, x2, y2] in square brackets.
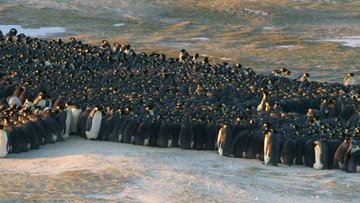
[123, 119, 139, 144]
[158, 122, 173, 148]
[193, 123, 206, 150]
[205, 123, 218, 150]
[134, 119, 152, 145]
[178, 123, 194, 149]
[232, 130, 251, 158]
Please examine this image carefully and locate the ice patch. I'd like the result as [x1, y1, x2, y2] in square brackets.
[263, 26, 274, 31]
[243, 8, 269, 16]
[113, 23, 125, 27]
[0, 25, 65, 36]
[322, 36, 360, 48]
[276, 45, 295, 49]
[220, 57, 234, 61]
[190, 37, 210, 41]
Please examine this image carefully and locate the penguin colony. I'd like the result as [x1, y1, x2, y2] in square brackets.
[0, 28, 359, 172]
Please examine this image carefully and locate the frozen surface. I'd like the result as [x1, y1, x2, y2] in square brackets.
[0, 25, 65, 37]
[322, 36, 360, 48]
[1, 136, 360, 202]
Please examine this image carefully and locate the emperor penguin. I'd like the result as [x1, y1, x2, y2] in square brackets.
[313, 139, 341, 170]
[69, 105, 82, 134]
[158, 122, 173, 148]
[297, 73, 310, 82]
[193, 123, 206, 150]
[134, 119, 152, 146]
[78, 107, 92, 137]
[264, 129, 279, 166]
[205, 123, 218, 150]
[313, 140, 327, 170]
[178, 122, 194, 149]
[122, 119, 140, 144]
[343, 73, 357, 86]
[57, 107, 72, 139]
[33, 93, 52, 109]
[85, 107, 103, 140]
[280, 138, 297, 166]
[257, 90, 268, 112]
[344, 141, 360, 173]
[232, 130, 251, 158]
[0, 124, 9, 158]
[217, 124, 233, 157]
[333, 137, 351, 169]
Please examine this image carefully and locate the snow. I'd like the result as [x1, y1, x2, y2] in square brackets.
[0, 25, 65, 37]
[1, 136, 360, 202]
[322, 36, 360, 48]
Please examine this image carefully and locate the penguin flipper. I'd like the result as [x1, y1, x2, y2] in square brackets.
[85, 116, 93, 132]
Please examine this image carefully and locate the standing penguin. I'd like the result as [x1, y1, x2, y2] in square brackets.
[257, 90, 268, 112]
[232, 130, 251, 158]
[313, 140, 328, 170]
[122, 118, 140, 144]
[343, 73, 357, 86]
[0, 124, 8, 158]
[193, 123, 206, 150]
[280, 138, 297, 166]
[246, 131, 264, 159]
[205, 123, 218, 150]
[78, 107, 92, 137]
[264, 129, 279, 166]
[134, 119, 152, 146]
[333, 137, 351, 169]
[313, 139, 341, 170]
[56, 108, 72, 139]
[178, 122, 194, 149]
[158, 121, 173, 148]
[217, 124, 233, 157]
[85, 107, 103, 140]
[70, 105, 82, 134]
[6, 124, 24, 153]
[304, 138, 316, 167]
[345, 142, 360, 173]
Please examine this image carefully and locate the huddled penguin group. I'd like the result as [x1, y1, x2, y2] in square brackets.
[0, 28, 359, 173]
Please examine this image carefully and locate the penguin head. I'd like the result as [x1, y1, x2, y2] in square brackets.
[8, 28, 17, 37]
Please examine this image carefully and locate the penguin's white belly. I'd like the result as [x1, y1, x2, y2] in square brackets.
[36, 99, 46, 109]
[71, 108, 82, 133]
[63, 110, 72, 139]
[8, 96, 22, 107]
[313, 145, 323, 170]
[264, 136, 270, 165]
[144, 138, 149, 146]
[86, 112, 102, 140]
[0, 130, 8, 158]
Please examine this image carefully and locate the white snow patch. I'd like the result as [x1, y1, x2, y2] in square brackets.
[276, 45, 296, 49]
[0, 136, 359, 202]
[113, 23, 125, 27]
[322, 36, 360, 48]
[0, 25, 65, 36]
[190, 37, 210, 41]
